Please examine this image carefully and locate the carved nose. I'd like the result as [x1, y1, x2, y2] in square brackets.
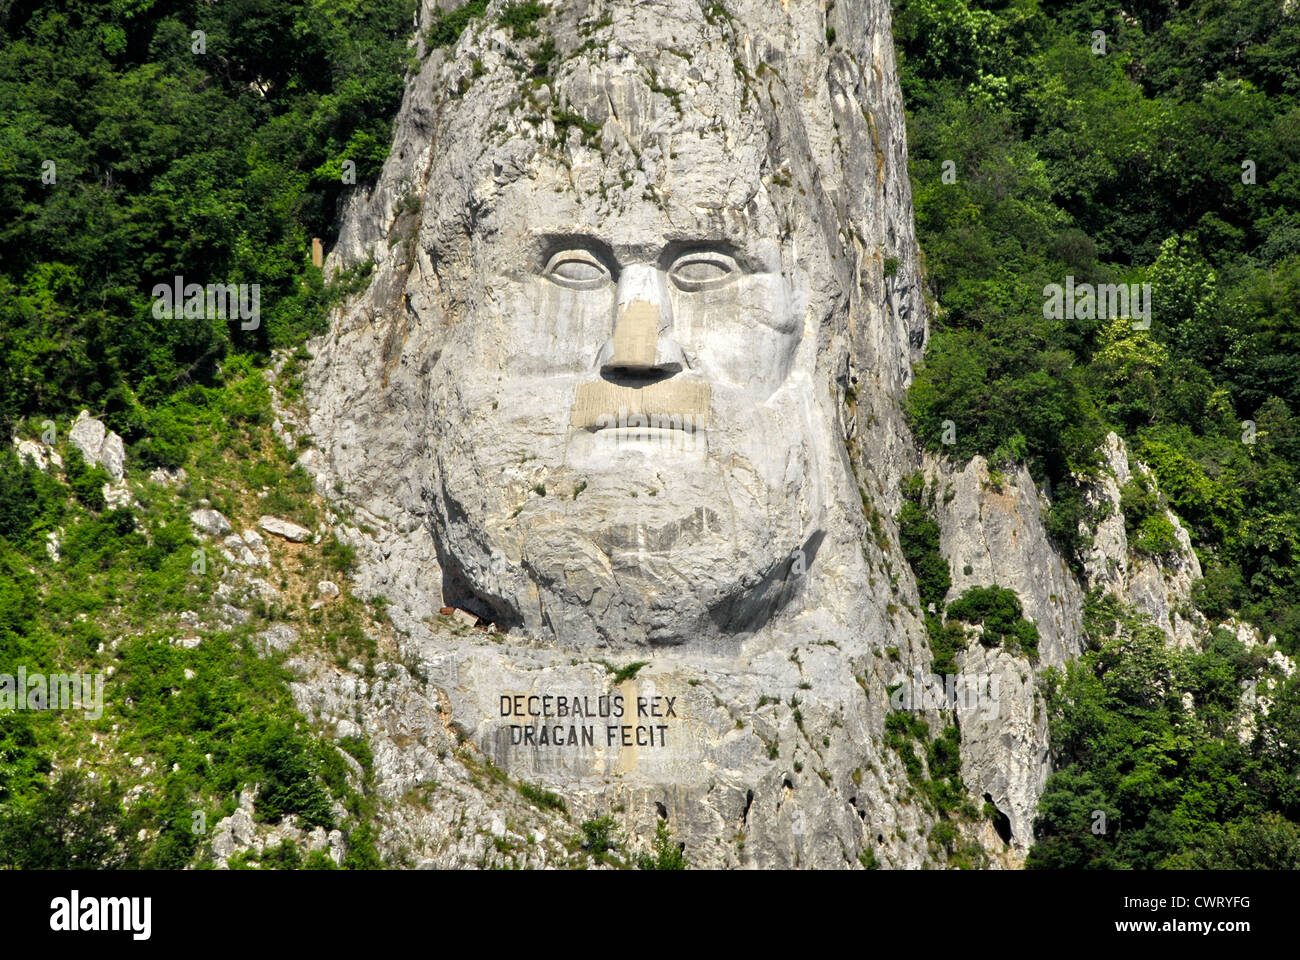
[609, 299, 660, 370]
[601, 265, 683, 375]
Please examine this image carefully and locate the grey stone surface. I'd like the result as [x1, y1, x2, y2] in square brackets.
[45, 528, 62, 563]
[1080, 432, 1204, 647]
[190, 508, 233, 538]
[69, 410, 125, 481]
[149, 466, 188, 485]
[12, 437, 62, 471]
[922, 453, 1083, 851]
[298, 0, 948, 869]
[220, 533, 265, 568]
[258, 623, 299, 655]
[259, 515, 312, 543]
[927, 454, 1084, 663]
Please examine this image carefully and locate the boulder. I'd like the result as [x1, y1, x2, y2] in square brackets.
[190, 508, 233, 538]
[69, 410, 126, 481]
[259, 515, 312, 542]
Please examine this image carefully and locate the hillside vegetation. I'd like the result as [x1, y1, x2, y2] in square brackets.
[895, 0, 1300, 867]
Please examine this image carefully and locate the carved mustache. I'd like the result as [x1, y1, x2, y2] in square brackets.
[570, 380, 711, 430]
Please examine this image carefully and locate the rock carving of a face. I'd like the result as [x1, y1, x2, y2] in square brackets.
[426, 70, 832, 649]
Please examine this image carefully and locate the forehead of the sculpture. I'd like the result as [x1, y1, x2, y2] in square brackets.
[435, 22, 788, 247]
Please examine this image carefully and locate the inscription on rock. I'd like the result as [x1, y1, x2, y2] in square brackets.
[498, 692, 678, 748]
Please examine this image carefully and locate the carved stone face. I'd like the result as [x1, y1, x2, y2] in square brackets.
[425, 69, 835, 647]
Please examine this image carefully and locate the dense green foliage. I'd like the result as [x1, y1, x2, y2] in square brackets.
[897, 0, 1300, 653]
[0, 358, 381, 868]
[635, 820, 687, 870]
[0, 0, 415, 442]
[1028, 619, 1300, 869]
[1118, 470, 1180, 558]
[0, 0, 415, 866]
[428, 0, 489, 47]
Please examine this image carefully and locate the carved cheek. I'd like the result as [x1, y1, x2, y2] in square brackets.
[673, 276, 800, 395]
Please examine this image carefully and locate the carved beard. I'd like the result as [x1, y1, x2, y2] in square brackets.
[427, 372, 824, 648]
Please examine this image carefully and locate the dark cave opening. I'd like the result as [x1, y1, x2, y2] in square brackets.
[984, 793, 1013, 845]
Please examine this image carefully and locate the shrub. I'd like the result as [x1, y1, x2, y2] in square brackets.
[1120, 473, 1180, 558]
[898, 473, 951, 610]
[64, 447, 109, 512]
[926, 614, 968, 674]
[1192, 563, 1246, 621]
[0, 772, 137, 869]
[1133, 512, 1180, 559]
[519, 781, 566, 813]
[636, 820, 686, 870]
[499, 1, 546, 38]
[244, 720, 335, 829]
[323, 535, 358, 575]
[946, 585, 1039, 659]
[342, 822, 382, 869]
[580, 815, 618, 856]
[0, 447, 61, 545]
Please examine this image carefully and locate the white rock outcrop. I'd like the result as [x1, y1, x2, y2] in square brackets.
[190, 508, 233, 538]
[924, 454, 1086, 849]
[1080, 432, 1204, 647]
[259, 515, 311, 543]
[12, 437, 62, 471]
[69, 410, 125, 481]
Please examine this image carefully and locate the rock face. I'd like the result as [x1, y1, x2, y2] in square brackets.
[923, 455, 1085, 850]
[258, 515, 312, 543]
[296, 0, 1050, 868]
[190, 508, 233, 539]
[221, 530, 270, 569]
[299, 0, 949, 868]
[917, 433, 1211, 850]
[1080, 432, 1203, 647]
[927, 456, 1084, 659]
[12, 437, 62, 472]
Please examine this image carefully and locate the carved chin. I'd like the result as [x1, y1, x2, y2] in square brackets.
[439, 491, 813, 647]
[430, 395, 822, 645]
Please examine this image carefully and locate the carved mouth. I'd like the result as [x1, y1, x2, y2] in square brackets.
[592, 420, 699, 435]
[570, 379, 711, 431]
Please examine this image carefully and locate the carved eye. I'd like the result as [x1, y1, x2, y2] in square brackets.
[545, 250, 612, 290]
[668, 251, 738, 291]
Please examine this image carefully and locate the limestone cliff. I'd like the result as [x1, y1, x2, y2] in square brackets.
[296, 0, 961, 868]
[287, 0, 1201, 868]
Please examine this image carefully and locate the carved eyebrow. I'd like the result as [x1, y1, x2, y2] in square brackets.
[531, 231, 763, 273]
[534, 233, 619, 274]
[659, 239, 759, 273]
